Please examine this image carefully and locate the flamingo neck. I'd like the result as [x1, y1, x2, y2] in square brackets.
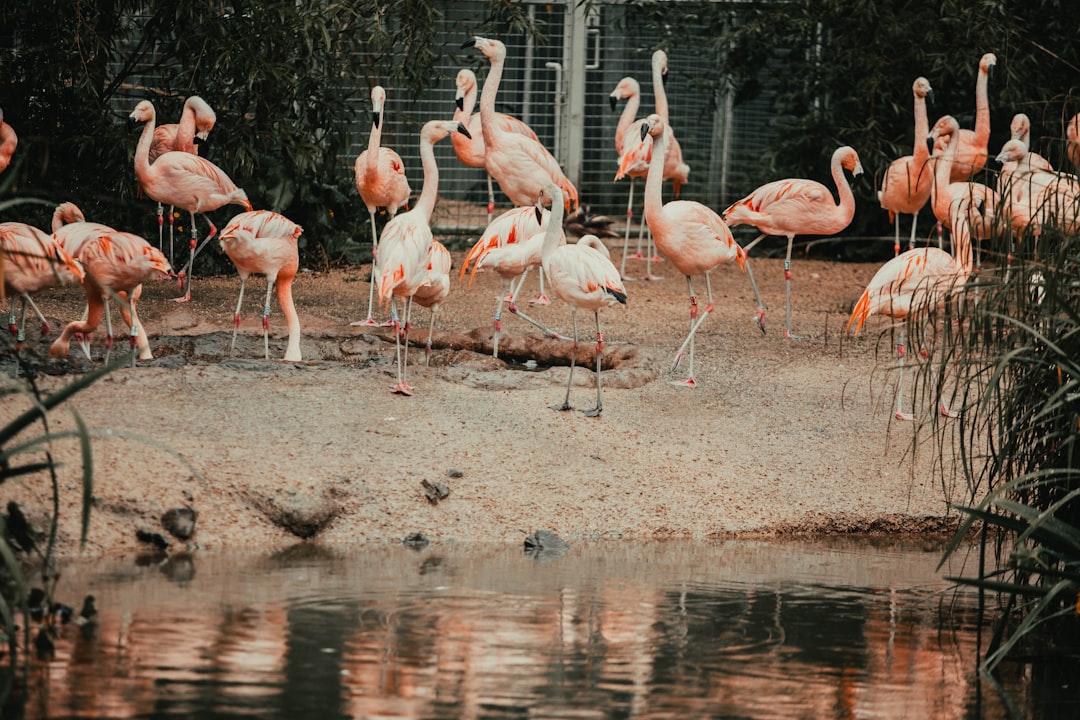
[541, 192, 566, 261]
[933, 129, 960, 219]
[176, 103, 197, 153]
[413, 131, 442, 221]
[134, 111, 156, 180]
[974, 68, 991, 144]
[912, 95, 930, 164]
[652, 63, 669, 122]
[615, 91, 640, 156]
[643, 128, 667, 218]
[478, 52, 503, 150]
[831, 154, 855, 219]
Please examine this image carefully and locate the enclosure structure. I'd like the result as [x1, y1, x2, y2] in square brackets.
[337, 0, 777, 240]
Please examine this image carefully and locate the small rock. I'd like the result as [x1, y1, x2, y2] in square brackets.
[136, 526, 170, 551]
[524, 529, 570, 561]
[447, 468, 464, 478]
[161, 507, 197, 540]
[403, 532, 430, 549]
[421, 479, 450, 504]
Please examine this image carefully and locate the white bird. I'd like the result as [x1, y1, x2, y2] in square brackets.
[411, 239, 452, 365]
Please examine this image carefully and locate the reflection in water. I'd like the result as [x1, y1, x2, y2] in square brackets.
[12, 539, 1058, 718]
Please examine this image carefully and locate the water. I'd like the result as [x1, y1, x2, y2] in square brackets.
[8, 539, 1061, 719]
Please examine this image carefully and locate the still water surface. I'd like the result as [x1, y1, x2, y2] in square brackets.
[18, 539, 1039, 719]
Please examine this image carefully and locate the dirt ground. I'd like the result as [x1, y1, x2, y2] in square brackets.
[1, 230, 968, 557]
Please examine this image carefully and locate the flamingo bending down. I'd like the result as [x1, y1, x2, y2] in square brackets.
[376, 119, 470, 395]
[537, 185, 627, 416]
[878, 77, 934, 255]
[945, 53, 996, 183]
[146, 96, 217, 263]
[847, 195, 977, 420]
[462, 36, 579, 213]
[411, 239, 451, 365]
[0, 107, 16, 174]
[451, 68, 539, 221]
[354, 85, 412, 327]
[129, 99, 251, 302]
[722, 145, 863, 339]
[219, 210, 304, 362]
[50, 230, 172, 363]
[637, 114, 767, 386]
[0, 222, 84, 345]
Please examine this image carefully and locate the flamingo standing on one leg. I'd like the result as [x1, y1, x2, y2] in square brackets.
[450, 68, 538, 221]
[0, 108, 17, 174]
[847, 195, 977, 420]
[354, 85, 411, 327]
[50, 230, 172, 364]
[722, 144, 863, 339]
[129, 99, 251, 303]
[411, 239, 451, 365]
[537, 185, 627, 416]
[0, 222, 84, 347]
[146, 96, 216, 266]
[947, 52, 997, 183]
[462, 36, 579, 213]
[879, 77, 935, 255]
[218, 210, 304, 362]
[634, 114, 767, 387]
[609, 76, 648, 279]
[376, 119, 470, 395]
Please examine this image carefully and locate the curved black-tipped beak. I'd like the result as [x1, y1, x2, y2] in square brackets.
[372, 111, 381, 130]
[193, 136, 206, 146]
[462, 38, 477, 49]
[988, 63, 996, 81]
[927, 89, 935, 106]
[456, 122, 472, 140]
[455, 96, 464, 111]
[609, 95, 617, 112]
[127, 116, 138, 131]
[985, 157, 1002, 172]
[926, 136, 935, 154]
[640, 122, 649, 141]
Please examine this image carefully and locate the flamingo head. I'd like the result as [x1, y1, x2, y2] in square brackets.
[463, 36, 506, 64]
[651, 49, 668, 79]
[52, 201, 85, 231]
[609, 77, 640, 111]
[995, 139, 1028, 166]
[455, 69, 477, 111]
[642, 113, 665, 141]
[837, 146, 864, 177]
[980, 52, 997, 77]
[1009, 113, 1031, 144]
[128, 100, 156, 128]
[927, 115, 959, 155]
[370, 86, 386, 130]
[913, 77, 933, 104]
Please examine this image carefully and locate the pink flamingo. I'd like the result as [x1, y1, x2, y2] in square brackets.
[354, 85, 411, 327]
[50, 229, 172, 363]
[0, 222, 84, 346]
[878, 77, 935, 255]
[636, 114, 766, 387]
[997, 113, 1054, 198]
[1067, 112, 1080, 170]
[451, 67, 538, 220]
[609, 75, 649, 278]
[376, 120, 470, 395]
[946, 53, 996, 183]
[0, 108, 16, 174]
[218, 210, 304, 362]
[538, 184, 627, 416]
[847, 195, 977, 420]
[927, 116, 997, 264]
[411, 239, 452, 365]
[722, 145, 863, 339]
[462, 36, 579, 213]
[146, 96, 217, 262]
[129, 99, 251, 303]
[994, 139, 1080, 242]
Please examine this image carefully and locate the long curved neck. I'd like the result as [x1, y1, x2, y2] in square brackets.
[830, 154, 855, 218]
[912, 94, 930, 164]
[541, 192, 566, 260]
[974, 67, 991, 145]
[652, 63, 669, 122]
[365, 114, 383, 174]
[134, 111, 156, 179]
[615, 91, 640, 155]
[414, 131, 441, 221]
[461, 85, 477, 122]
[643, 128, 667, 218]
[176, 103, 197, 153]
[933, 130, 959, 218]
[478, 53, 503, 149]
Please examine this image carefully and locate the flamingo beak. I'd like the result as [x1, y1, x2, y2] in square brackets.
[462, 38, 477, 49]
[640, 123, 649, 141]
[372, 111, 381, 130]
[609, 95, 617, 112]
[455, 96, 464, 111]
[927, 89, 935, 106]
[456, 123, 472, 140]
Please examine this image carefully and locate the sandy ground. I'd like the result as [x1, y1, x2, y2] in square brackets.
[1, 233, 967, 557]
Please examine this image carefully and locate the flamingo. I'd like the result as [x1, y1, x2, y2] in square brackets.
[635, 114, 767, 387]
[609, 76, 651, 279]
[994, 139, 1080, 242]
[946, 52, 996, 183]
[146, 96, 217, 264]
[537, 184, 627, 416]
[0, 222, 84, 346]
[927, 115, 998, 264]
[722, 144, 863, 339]
[353, 85, 411, 327]
[451, 67, 539, 220]
[462, 36, 579, 213]
[411, 239, 451, 365]
[218, 210, 304, 362]
[129, 99, 252, 303]
[847, 195, 977, 420]
[376, 119, 470, 395]
[50, 229, 172, 364]
[1067, 112, 1080, 170]
[0, 107, 16, 174]
[996, 113, 1054, 198]
[878, 77, 935, 255]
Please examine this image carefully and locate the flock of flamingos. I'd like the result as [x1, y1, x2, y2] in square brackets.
[3, 37, 1080, 417]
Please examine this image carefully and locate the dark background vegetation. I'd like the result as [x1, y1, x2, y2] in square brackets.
[1, 0, 1078, 266]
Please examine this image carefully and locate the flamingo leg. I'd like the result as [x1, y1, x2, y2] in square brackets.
[894, 330, 913, 421]
[505, 272, 570, 342]
[390, 297, 415, 395]
[619, 178, 635, 280]
[783, 235, 803, 339]
[127, 292, 152, 362]
[908, 210, 919, 252]
[169, 206, 176, 267]
[20, 293, 50, 338]
[175, 212, 218, 303]
[550, 309, 578, 412]
[14, 299, 27, 349]
[892, 214, 901, 256]
[103, 297, 114, 364]
[6, 298, 16, 336]
[425, 306, 437, 366]
[486, 174, 495, 222]
[262, 275, 276, 361]
[77, 303, 92, 360]
[529, 267, 549, 305]
[156, 202, 164, 253]
[643, 225, 663, 281]
[492, 278, 510, 358]
[744, 258, 767, 334]
[231, 276, 247, 354]
[362, 210, 380, 325]
[671, 275, 713, 387]
[582, 310, 604, 417]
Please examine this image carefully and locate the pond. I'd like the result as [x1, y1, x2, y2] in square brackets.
[7, 538, 1067, 719]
